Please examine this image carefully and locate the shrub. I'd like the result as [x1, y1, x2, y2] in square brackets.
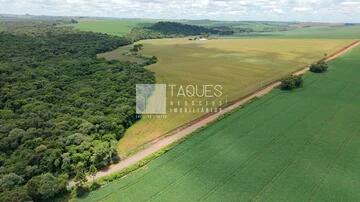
[89, 182, 101, 191]
[131, 44, 143, 52]
[310, 60, 328, 73]
[73, 185, 90, 197]
[143, 56, 158, 66]
[280, 75, 303, 90]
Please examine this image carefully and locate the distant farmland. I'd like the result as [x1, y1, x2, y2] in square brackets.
[80, 46, 360, 202]
[71, 19, 360, 39]
[272, 24, 360, 39]
[101, 38, 354, 156]
[71, 19, 158, 36]
[230, 24, 360, 39]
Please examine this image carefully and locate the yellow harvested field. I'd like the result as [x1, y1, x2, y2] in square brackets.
[101, 38, 354, 156]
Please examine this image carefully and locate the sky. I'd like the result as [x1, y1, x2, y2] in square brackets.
[0, 0, 360, 23]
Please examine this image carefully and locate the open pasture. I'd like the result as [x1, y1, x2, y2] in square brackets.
[80, 45, 360, 202]
[101, 38, 354, 156]
[71, 19, 157, 36]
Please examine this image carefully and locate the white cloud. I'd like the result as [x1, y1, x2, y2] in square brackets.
[0, 0, 359, 22]
[293, 7, 313, 12]
[341, 1, 360, 6]
[273, 8, 284, 14]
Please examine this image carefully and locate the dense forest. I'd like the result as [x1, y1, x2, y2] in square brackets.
[123, 21, 235, 43]
[146, 21, 223, 36]
[0, 28, 155, 201]
[125, 27, 166, 42]
[123, 22, 220, 41]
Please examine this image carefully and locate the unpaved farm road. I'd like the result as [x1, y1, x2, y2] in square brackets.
[72, 40, 360, 186]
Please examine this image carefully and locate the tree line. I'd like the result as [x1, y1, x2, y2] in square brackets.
[124, 21, 236, 41]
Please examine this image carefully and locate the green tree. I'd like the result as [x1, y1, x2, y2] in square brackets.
[0, 187, 32, 202]
[74, 163, 87, 187]
[280, 75, 303, 90]
[310, 60, 329, 73]
[131, 44, 144, 52]
[0, 173, 24, 191]
[26, 173, 66, 201]
[74, 168, 89, 197]
[89, 165, 98, 181]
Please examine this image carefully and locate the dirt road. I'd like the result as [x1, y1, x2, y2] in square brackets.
[77, 40, 360, 185]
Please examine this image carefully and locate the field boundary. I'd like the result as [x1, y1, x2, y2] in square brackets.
[77, 40, 359, 186]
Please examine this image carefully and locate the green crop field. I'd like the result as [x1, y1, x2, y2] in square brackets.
[181, 20, 293, 32]
[71, 19, 158, 36]
[103, 38, 353, 156]
[230, 24, 360, 39]
[79, 45, 360, 202]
